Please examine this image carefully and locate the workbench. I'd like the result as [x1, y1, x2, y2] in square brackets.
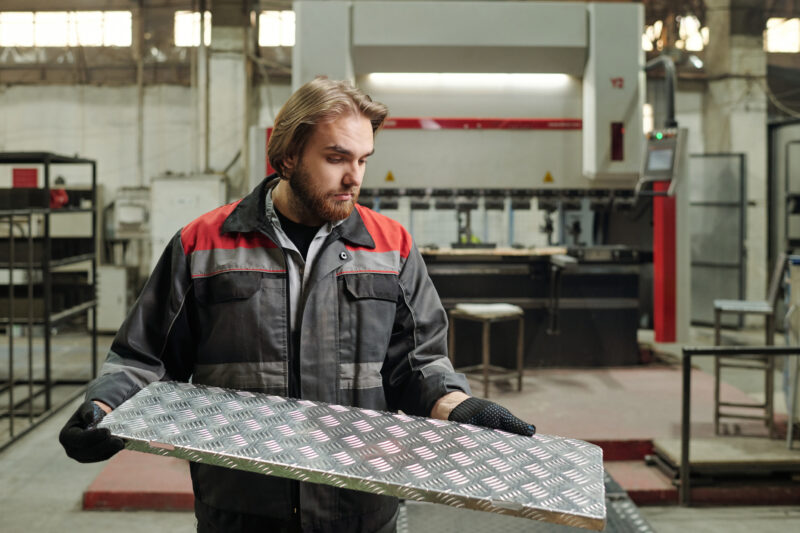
[422, 246, 644, 368]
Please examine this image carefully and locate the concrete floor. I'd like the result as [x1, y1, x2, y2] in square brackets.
[0, 328, 799, 532]
[0, 394, 196, 533]
[641, 505, 800, 533]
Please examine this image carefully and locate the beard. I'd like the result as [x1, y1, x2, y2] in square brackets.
[288, 162, 359, 223]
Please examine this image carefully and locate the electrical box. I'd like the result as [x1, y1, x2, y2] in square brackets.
[95, 265, 129, 333]
[150, 173, 227, 272]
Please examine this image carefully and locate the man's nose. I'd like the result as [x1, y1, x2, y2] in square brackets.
[343, 162, 363, 185]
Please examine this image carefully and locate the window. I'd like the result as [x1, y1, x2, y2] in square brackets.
[765, 18, 800, 53]
[643, 18, 708, 52]
[0, 11, 132, 47]
[174, 11, 211, 47]
[677, 15, 707, 52]
[259, 10, 294, 47]
[172, 10, 294, 48]
[0, 12, 34, 46]
[642, 20, 663, 52]
[643, 103, 654, 134]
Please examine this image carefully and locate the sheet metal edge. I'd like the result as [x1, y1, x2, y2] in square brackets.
[119, 437, 605, 531]
[100, 383, 606, 531]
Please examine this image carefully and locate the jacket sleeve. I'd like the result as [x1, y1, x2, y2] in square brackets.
[86, 231, 196, 408]
[381, 241, 471, 416]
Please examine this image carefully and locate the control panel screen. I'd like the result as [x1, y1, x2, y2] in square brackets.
[647, 148, 674, 172]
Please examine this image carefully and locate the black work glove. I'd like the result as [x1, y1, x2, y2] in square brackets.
[59, 400, 124, 463]
[448, 397, 536, 436]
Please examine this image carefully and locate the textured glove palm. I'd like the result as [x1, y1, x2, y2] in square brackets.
[448, 397, 536, 436]
[59, 400, 124, 463]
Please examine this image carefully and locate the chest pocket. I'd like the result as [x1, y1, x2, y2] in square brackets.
[339, 273, 399, 367]
[192, 271, 286, 373]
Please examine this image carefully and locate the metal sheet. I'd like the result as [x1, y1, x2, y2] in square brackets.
[99, 381, 606, 530]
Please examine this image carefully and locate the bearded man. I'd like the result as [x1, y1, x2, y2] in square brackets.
[59, 77, 535, 533]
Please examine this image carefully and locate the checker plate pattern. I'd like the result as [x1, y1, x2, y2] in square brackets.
[99, 382, 605, 530]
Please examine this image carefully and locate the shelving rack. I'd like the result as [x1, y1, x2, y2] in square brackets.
[0, 152, 97, 450]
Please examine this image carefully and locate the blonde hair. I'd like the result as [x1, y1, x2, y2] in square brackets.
[268, 77, 388, 177]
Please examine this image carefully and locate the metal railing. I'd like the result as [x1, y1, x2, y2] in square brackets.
[680, 345, 800, 505]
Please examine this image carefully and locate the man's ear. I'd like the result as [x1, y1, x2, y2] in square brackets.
[283, 154, 297, 176]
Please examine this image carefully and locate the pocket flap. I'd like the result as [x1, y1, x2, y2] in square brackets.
[194, 271, 263, 303]
[342, 273, 399, 302]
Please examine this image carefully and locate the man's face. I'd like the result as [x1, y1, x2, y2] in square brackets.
[284, 113, 374, 225]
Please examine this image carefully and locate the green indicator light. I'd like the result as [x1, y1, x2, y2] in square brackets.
[655, 132, 663, 140]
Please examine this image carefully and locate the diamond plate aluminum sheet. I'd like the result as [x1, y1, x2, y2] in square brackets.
[98, 382, 606, 530]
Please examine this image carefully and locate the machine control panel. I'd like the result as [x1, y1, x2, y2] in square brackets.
[635, 128, 684, 197]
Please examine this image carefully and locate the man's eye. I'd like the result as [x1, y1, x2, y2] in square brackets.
[358, 159, 367, 165]
[328, 157, 343, 163]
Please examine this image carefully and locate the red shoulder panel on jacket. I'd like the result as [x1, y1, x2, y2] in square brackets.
[351, 205, 412, 259]
[181, 200, 277, 255]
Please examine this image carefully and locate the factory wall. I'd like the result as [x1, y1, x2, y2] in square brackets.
[0, 79, 710, 251]
[675, 89, 706, 156]
[0, 85, 193, 194]
[0, 82, 292, 202]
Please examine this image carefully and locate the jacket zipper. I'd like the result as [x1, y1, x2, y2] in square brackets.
[277, 245, 301, 527]
[280, 247, 298, 399]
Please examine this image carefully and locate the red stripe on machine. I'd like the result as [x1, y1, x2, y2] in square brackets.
[381, 118, 582, 130]
[653, 181, 676, 342]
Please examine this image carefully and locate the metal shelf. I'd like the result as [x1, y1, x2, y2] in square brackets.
[3, 253, 96, 270]
[51, 299, 97, 325]
[0, 152, 95, 164]
[0, 298, 96, 325]
[0, 207, 94, 216]
[50, 253, 96, 268]
[52, 207, 95, 214]
[0, 209, 49, 216]
[0, 151, 98, 450]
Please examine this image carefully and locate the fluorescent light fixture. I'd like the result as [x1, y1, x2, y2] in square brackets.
[366, 73, 573, 90]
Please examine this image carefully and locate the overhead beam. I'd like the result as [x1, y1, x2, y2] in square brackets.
[210, 0, 250, 27]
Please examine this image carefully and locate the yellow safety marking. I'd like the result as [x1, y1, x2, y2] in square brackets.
[543, 171, 554, 183]
[385, 171, 395, 182]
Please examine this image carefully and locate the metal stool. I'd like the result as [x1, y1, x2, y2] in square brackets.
[712, 253, 787, 437]
[447, 303, 525, 399]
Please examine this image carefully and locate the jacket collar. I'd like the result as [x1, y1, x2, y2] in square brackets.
[221, 174, 375, 249]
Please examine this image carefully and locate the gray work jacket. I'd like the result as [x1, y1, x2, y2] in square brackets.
[87, 176, 470, 532]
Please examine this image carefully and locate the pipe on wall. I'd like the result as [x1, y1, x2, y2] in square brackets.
[644, 55, 678, 129]
[135, 2, 145, 186]
[200, 0, 210, 173]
